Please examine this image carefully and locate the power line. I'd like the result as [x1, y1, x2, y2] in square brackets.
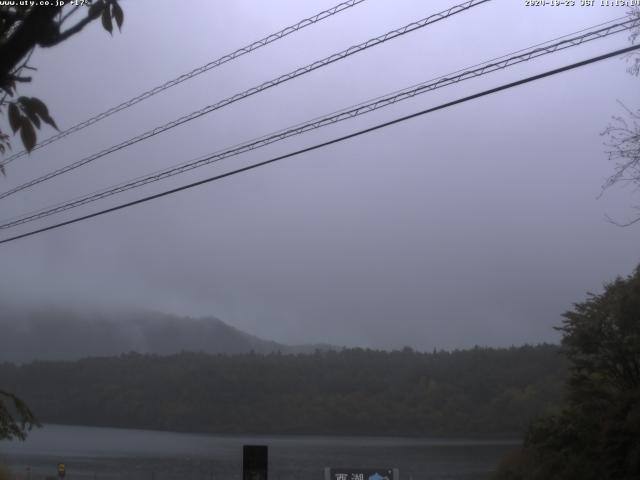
[1, 17, 633, 227]
[0, 0, 368, 167]
[1, 43, 638, 246]
[0, 0, 491, 201]
[1, 17, 635, 230]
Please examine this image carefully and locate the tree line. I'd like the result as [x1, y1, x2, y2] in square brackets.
[0, 344, 566, 437]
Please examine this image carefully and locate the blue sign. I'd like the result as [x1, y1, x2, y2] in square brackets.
[325, 468, 398, 480]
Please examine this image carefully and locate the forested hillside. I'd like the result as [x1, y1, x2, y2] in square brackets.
[0, 345, 566, 436]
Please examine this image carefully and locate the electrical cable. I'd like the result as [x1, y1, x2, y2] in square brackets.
[1, 17, 635, 230]
[0, 0, 369, 167]
[0, 0, 491, 200]
[1, 43, 637, 246]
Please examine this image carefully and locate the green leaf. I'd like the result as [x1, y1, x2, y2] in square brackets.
[26, 111, 41, 129]
[25, 97, 58, 130]
[19, 98, 41, 129]
[8, 103, 22, 134]
[112, 1, 124, 30]
[102, 7, 113, 34]
[19, 119, 36, 152]
[88, 0, 105, 18]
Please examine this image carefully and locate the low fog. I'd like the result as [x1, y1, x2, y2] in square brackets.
[0, 0, 638, 351]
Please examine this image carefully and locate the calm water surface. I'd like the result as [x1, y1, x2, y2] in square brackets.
[0, 425, 520, 480]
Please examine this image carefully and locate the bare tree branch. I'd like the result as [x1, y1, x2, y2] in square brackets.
[627, 6, 640, 76]
[605, 211, 640, 227]
[601, 10, 640, 225]
[602, 103, 640, 190]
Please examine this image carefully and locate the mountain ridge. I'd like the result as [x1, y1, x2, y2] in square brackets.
[0, 302, 335, 363]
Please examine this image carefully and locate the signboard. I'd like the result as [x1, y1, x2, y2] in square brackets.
[324, 468, 399, 480]
[57, 463, 66, 479]
[243, 445, 268, 480]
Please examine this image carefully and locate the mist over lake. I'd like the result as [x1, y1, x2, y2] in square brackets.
[1, 425, 520, 480]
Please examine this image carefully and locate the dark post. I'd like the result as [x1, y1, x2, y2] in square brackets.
[243, 445, 268, 480]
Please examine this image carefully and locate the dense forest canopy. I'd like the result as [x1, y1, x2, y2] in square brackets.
[495, 266, 640, 480]
[0, 345, 565, 437]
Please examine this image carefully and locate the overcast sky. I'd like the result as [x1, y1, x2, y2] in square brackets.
[0, 0, 638, 350]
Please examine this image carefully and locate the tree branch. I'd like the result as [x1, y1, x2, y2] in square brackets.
[59, 4, 82, 24]
[0, 8, 26, 23]
[605, 212, 640, 227]
[0, 389, 39, 441]
[44, 12, 98, 46]
[0, 6, 61, 83]
[8, 75, 32, 83]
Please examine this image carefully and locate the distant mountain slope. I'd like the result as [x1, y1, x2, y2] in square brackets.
[0, 302, 333, 362]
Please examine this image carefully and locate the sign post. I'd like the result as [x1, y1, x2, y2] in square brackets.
[243, 445, 268, 480]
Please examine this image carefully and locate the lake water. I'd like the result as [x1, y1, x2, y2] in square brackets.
[0, 425, 520, 480]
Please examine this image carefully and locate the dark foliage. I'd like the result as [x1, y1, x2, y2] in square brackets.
[0, 345, 565, 437]
[495, 266, 640, 480]
[0, 389, 39, 441]
[0, 1, 123, 160]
